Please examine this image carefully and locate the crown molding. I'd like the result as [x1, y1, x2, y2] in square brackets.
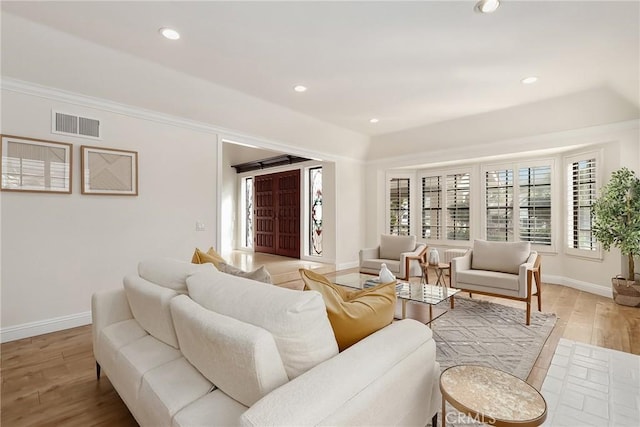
[369, 118, 640, 168]
[0, 77, 363, 164]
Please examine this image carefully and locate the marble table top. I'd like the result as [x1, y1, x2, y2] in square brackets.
[440, 365, 547, 426]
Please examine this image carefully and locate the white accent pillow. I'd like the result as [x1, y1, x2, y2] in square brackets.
[170, 295, 289, 407]
[138, 258, 216, 293]
[187, 269, 338, 379]
[471, 240, 531, 274]
[123, 275, 179, 348]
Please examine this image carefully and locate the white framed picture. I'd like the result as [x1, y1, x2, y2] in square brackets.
[81, 145, 138, 196]
[1, 134, 72, 194]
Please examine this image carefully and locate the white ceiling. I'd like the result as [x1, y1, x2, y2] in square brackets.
[2, 1, 639, 137]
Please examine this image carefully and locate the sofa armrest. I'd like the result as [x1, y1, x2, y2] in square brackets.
[359, 246, 380, 263]
[91, 288, 133, 359]
[451, 250, 472, 287]
[240, 319, 439, 427]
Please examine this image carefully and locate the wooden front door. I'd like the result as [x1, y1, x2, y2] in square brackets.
[254, 170, 301, 258]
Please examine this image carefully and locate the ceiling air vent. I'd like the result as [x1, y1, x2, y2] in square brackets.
[52, 111, 101, 139]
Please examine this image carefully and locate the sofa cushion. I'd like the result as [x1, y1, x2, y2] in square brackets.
[136, 357, 213, 427]
[114, 335, 182, 407]
[170, 295, 289, 406]
[173, 390, 248, 427]
[379, 235, 416, 260]
[191, 247, 226, 269]
[138, 258, 215, 293]
[360, 259, 401, 273]
[99, 319, 148, 375]
[457, 270, 520, 292]
[187, 269, 338, 379]
[217, 261, 273, 284]
[299, 269, 396, 351]
[471, 240, 531, 275]
[124, 275, 180, 348]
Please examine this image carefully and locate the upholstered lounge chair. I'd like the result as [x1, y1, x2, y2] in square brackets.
[359, 235, 427, 280]
[451, 240, 541, 325]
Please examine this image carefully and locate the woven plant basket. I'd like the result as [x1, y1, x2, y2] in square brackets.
[612, 276, 640, 307]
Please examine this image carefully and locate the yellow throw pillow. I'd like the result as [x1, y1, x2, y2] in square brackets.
[299, 269, 396, 352]
[191, 247, 226, 269]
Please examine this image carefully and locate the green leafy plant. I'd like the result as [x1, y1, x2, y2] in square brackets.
[592, 167, 640, 281]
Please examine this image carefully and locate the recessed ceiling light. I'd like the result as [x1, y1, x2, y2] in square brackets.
[293, 85, 307, 93]
[369, 118, 379, 124]
[521, 76, 539, 84]
[475, 0, 500, 13]
[159, 27, 180, 40]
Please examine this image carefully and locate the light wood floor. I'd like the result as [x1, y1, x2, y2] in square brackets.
[2, 255, 639, 426]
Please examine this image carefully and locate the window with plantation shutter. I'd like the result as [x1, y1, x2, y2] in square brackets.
[485, 169, 514, 241]
[518, 166, 552, 245]
[446, 173, 470, 240]
[389, 177, 410, 235]
[565, 153, 600, 257]
[421, 176, 442, 239]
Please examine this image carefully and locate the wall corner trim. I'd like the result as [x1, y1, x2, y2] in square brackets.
[0, 311, 92, 343]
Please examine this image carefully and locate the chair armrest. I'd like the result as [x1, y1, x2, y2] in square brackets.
[240, 320, 440, 427]
[518, 251, 539, 287]
[91, 288, 133, 359]
[359, 246, 380, 263]
[402, 243, 427, 260]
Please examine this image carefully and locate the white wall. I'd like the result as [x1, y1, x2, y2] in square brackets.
[0, 89, 218, 338]
[335, 160, 366, 269]
[365, 122, 640, 296]
[220, 143, 237, 254]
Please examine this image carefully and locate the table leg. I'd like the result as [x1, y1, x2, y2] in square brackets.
[442, 397, 446, 427]
[450, 296, 455, 309]
[429, 303, 433, 323]
[402, 299, 407, 319]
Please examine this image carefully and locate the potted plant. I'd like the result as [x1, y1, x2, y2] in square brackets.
[592, 167, 640, 306]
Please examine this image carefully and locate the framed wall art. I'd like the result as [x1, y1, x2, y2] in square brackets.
[1, 135, 72, 193]
[81, 145, 138, 196]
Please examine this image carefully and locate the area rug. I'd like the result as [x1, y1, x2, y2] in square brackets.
[427, 297, 557, 426]
[432, 296, 557, 379]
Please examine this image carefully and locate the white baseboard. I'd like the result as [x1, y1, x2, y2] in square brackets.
[336, 260, 359, 270]
[1, 311, 92, 343]
[543, 274, 613, 299]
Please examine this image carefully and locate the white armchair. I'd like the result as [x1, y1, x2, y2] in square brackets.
[451, 240, 541, 325]
[359, 235, 427, 280]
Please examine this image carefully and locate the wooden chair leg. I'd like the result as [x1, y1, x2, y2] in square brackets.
[526, 269, 533, 326]
[96, 361, 101, 380]
[535, 268, 542, 311]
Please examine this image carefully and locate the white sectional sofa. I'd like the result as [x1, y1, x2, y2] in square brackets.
[92, 258, 441, 426]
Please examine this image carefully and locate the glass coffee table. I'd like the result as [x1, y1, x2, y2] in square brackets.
[333, 273, 460, 324]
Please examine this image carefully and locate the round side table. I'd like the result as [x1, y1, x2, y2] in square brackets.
[440, 365, 547, 427]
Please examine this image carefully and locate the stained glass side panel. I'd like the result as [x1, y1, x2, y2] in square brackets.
[309, 167, 323, 256]
[245, 177, 253, 248]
